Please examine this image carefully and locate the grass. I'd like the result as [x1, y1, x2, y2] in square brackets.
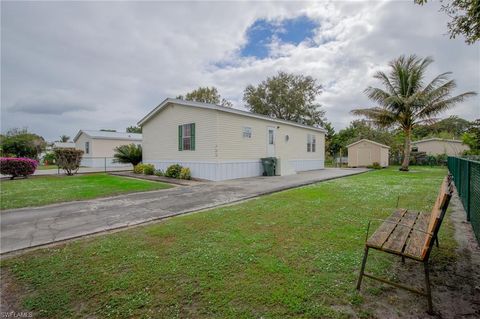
[0, 173, 172, 210]
[1, 167, 456, 318]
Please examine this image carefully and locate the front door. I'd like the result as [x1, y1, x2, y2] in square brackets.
[267, 127, 275, 157]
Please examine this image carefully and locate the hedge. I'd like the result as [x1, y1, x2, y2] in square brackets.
[0, 157, 38, 179]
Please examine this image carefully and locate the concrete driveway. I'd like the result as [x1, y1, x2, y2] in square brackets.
[1, 168, 367, 254]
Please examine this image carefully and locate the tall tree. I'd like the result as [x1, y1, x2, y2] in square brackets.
[58, 135, 70, 142]
[462, 119, 480, 153]
[177, 86, 232, 107]
[415, 0, 480, 44]
[243, 72, 325, 127]
[126, 126, 142, 133]
[0, 128, 47, 159]
[352, 55, 476, 171]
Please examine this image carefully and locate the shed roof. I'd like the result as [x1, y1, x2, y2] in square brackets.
[346, 139, 390, 149]
[73, 130, 142, 142]
[411, 137, 464, 144]
[138, 98, 327, 133]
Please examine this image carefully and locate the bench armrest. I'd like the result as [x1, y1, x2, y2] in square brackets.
[365, 218, 433, 242]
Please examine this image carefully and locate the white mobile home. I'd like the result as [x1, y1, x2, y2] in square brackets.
[74, 130, 142, 168]
[138, 99, 326, 181]
[411, 138, 469, 156]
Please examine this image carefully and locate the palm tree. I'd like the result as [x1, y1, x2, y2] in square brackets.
[59, 135, 70, 142]
[113, 144, 142, 167]
[352, 55, 476, 171]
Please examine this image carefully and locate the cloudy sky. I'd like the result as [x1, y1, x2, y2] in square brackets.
[1, 1, 479, 141]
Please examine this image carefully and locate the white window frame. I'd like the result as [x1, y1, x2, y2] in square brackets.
[242, 127, 252, 139]
[182, 123, 192, 151]
[307, 134, 316, 153]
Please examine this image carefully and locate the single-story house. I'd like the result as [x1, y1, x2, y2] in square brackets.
[73, 130, 142, 167]
[411, 138, 469, 156]
[347, 139, 390, 167]
[53, 141, 75, 148]
[138, 98, 326, 181]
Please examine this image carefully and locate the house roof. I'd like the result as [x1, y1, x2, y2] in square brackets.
[346, 139, 390, 149]
[73, 130, 142, 142]
[53, 142, 75, 148]
[137, 98, 327, 133]
[411, 137, 464, 144]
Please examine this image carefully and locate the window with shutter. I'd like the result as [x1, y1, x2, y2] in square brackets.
[179, 123, 195, 151]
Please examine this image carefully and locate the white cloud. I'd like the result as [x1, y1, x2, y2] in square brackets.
[1, 1, 478, 141]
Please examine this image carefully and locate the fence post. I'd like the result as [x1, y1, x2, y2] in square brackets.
[104, 157, 107, 173]
[466, 160, 471, 221]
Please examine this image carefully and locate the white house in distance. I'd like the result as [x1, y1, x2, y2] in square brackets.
[347, 139, 390, 167]
[74, 130, 142, 167]
[411, 137, 469, 156]
[138, 98, 326, 181]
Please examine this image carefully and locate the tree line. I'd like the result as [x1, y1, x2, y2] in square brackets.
[1, 55, 478, 171]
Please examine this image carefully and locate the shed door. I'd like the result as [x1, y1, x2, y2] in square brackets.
[357, 148, 371, 166]
[267, 127, 276, 157]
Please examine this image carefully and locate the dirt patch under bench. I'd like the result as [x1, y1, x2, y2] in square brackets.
[357, 193, 480, 318]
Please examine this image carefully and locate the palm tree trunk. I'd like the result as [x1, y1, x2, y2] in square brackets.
[400, 129, 411, 171]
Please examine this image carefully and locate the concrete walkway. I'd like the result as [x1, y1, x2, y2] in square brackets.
[0, 168, 367, 254]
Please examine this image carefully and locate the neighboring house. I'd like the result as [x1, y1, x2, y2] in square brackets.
[411, 138, 469, 156]
[347, 139, 390, 167]
[73, 130, 142, 167]
[53, 141, 75, 148]
[138, 98, 326, 181]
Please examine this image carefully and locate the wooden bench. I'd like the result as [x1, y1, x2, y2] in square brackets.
[356, 175, 453, 314]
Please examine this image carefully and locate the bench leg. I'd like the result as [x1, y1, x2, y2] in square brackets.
[356, 247, 369, 290]
[424, 261, 433, 314]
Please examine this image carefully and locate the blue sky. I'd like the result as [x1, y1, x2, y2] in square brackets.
[1, 1, 479, 141]
[241, 16, 319, 59]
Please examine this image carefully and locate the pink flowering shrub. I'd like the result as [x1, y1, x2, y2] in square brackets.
[0, 157, 38, 179]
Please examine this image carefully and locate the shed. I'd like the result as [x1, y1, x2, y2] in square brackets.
[411, 138, 469, 156]
[347, 139, 390, 167]
[138, 98, 327, 181]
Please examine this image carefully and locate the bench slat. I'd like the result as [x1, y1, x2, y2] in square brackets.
[367, 209, 406, 249]
[382, 210, 420, 254]
[403, 212, 430, 260]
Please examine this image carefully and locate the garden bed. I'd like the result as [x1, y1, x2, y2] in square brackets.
[109, 171, 205, 186]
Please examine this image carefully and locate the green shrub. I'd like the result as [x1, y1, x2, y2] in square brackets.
[143, 164, 155, 175]
[367, 162, 382, 169]
[179, 167, 191, 180]
[154, 169, 164, 177]
[113, 144, 142, 167]
[133, 164, 145, 174]
[54, 148, 84, 176]
[165, 164, 182, 179]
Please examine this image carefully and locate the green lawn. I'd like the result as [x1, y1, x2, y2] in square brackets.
[0, 174, 172, 210]
[1, 167, 456, 318]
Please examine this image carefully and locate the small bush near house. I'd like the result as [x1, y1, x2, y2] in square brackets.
[42, 152, 56, 165]
[0, 157, 38, 179]
[54, 148, 84, 176]
[133, 164, 145, 174]
[143, 164, 155, 175]
[367, 162, 382, 169]
[165, 164, 182, 179]
[179, 167, 191, 180]
[154, 169, 164, 177]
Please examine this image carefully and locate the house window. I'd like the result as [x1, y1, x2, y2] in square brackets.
[307, 134, 316, 152]
[243, 127, 252, 138]
[268, 129, 274, 144]
[178, 123, 195, 151]
[85, 141, 90, 154]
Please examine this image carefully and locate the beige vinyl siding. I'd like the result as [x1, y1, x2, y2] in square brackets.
[216, 111, 324, 161]
[74, 133, 92, 157]
[413, 140, 469, 156]
[91, 139, 139, 158]
[142, 103, 218, 161]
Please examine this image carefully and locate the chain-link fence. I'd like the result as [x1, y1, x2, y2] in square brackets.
[448, 156, 480, 243]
